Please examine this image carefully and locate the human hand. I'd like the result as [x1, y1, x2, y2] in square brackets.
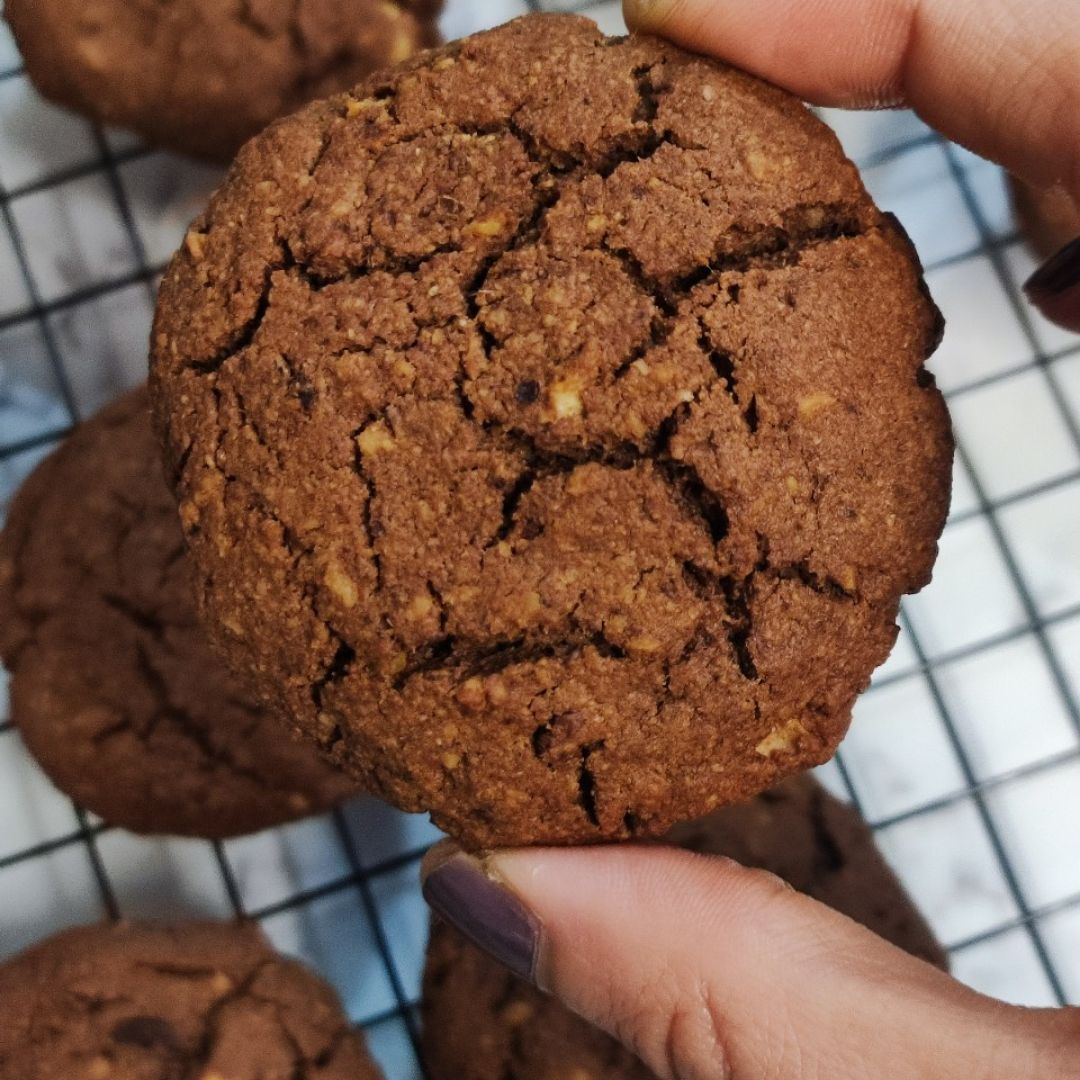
[422, 843, 1080, 1079]
[419, 8, 1080, 1077]
[623, 0, 1080, 331]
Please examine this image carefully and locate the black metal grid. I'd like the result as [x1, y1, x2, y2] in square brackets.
[1, 0, 1079, 1073]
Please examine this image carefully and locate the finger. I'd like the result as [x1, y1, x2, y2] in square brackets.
[1024, 238, 1080, 333]
[623, 0, 1080, 195]
[423, 842, 1080, 1080]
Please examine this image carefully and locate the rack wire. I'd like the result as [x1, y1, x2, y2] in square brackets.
[1, 1, 1079, 1076]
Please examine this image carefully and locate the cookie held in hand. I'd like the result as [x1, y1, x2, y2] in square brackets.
[151, 14, 952, 848]
[422, 777, 947, 1080]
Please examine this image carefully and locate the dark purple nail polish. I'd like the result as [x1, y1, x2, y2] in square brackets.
[1024, 237, 1080, 297]
[1023, 237, 1080, 334]
[422, 852, 540, 982]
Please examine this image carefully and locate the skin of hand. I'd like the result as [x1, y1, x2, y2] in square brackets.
[422, 844, 1080, 1079]
[624, 0, 1080, 331]
[420, 7, 1080, 1075]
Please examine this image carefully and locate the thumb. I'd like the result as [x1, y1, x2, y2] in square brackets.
[622, 0, 1080, 335]
[422, 843, 1080, 1080]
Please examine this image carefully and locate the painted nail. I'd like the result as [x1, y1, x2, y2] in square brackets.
[421, 845, 541, 983]
[1025, 237, 1080, 296]
[1024, 237, 1080, 334]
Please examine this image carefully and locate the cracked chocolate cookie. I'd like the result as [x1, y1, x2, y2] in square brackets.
[422, 775, 947, 1080]
[0, 386, 357, 838]
[0, 920, 382, 1079]
[5, 0, 441, 162]
[151, 13, 953, 849]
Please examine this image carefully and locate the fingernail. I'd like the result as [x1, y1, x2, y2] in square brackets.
[623, 0, 672, 28]
[421, 845, 541, 983]
[1024, 238, 1080, 333]
[1025, 237, 1080, 296]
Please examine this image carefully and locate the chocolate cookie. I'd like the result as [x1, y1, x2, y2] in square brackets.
[5, 0, 441, 162]
[151, 14, 953, 849]
[663, 777, 946, 964]
[0, 921, 382, 1079]
[422, 776, 947, 1080]
[0, 386, 357, 838]
[1011, 176, 1080, 260]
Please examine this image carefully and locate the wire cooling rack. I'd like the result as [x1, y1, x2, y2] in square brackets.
[1, 1, 1079, 1075]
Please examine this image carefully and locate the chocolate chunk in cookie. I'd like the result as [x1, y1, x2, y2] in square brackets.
[5, 0, 442, 161]
[0, 386, 357, 838]
[422, 776, 947, 1080]
[0, 921, 382, 1079]
[151, 14, 952, 848]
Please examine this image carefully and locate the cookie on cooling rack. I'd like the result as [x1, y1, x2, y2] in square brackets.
[150, 13, 953, 849]
[0, 920, 383, 1079]
[0, 386, 358, 838]
[422, 775, 947, 1080]
[4, 0, 442, 162]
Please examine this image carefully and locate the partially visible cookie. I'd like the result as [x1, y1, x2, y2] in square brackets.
[664, 776, 946, 963]
[425, 924, 649, 1080]
[1011, 176, 1080, 260]
[0, 386, 357, 838]
[422, 776, 947, 1080]
[5, 0, 442, 162]
[151, 13, 952, 849]
[0, 921, 382, 1079]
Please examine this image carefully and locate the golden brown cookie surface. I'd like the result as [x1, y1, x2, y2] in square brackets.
[5, 0, 441, 161]
[151, 14, 952, 848]
[0, 387, 357, 838]
[0, 921, 382, 1079]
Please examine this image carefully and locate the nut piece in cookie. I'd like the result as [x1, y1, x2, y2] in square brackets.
[0, 386, 357, 838]
[4, 0, 443, 161]
[151, 14, 953, 848]
[422, 777, 947, 1080]
[0, 921, 383, 1078]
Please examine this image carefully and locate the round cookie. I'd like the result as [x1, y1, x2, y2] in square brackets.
[1011, 176, 1080, 260]
[0, 386, 357, 838]
[0, 921, 382, 1079]
[422, 776, 947, 1080]
[5, 0, 441, 162]
[151, 13, 953, 849]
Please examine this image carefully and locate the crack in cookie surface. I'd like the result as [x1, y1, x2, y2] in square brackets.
[0, 388, 356, 838]
[7, 0, 442, 162]
[0, 923, 381, 1079]
[152, 14, 953, 847]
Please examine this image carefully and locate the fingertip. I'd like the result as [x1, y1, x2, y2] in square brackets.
[421, 844, 542, 984]
[1024, 238, 1080, 333]
[622, 0, 675, 32]
[418, 837, 462, 882]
